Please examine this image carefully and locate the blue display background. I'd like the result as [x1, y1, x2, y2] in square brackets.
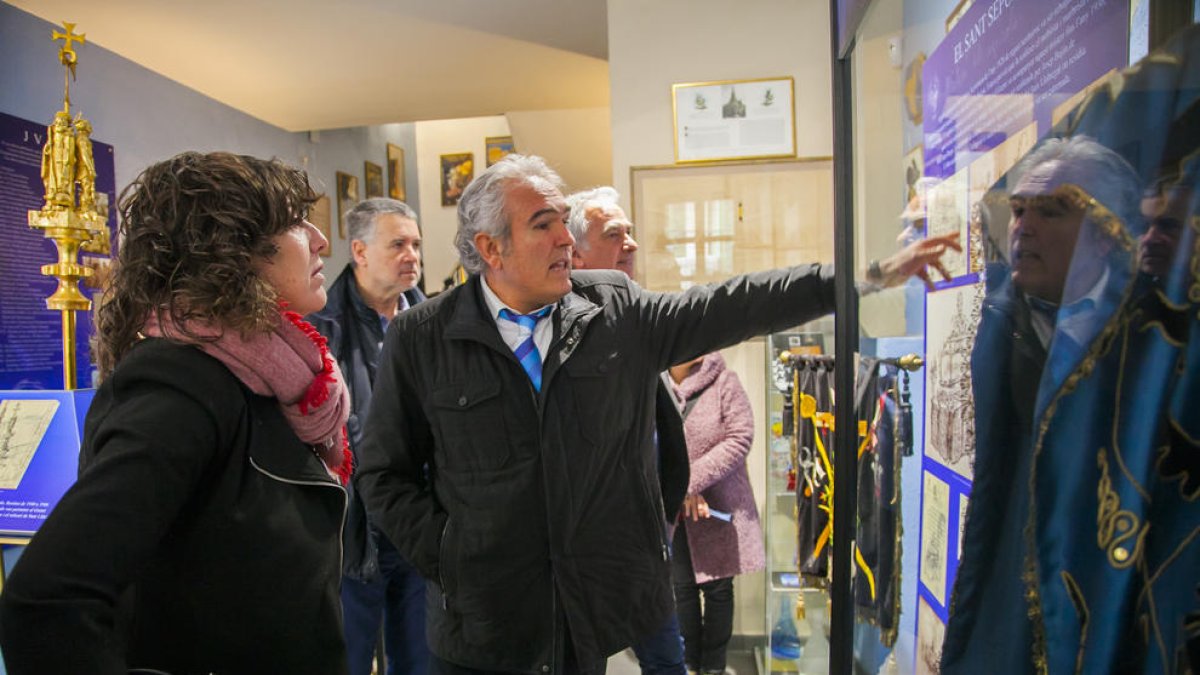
[0, 389, 93, 536]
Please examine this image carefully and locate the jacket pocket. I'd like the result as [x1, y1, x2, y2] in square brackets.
[561, 351, 630, 447]
[431, 380, 510, 471]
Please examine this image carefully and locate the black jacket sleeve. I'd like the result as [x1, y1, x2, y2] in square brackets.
[0, 344, 241, 675]
[636, 264, 837, 372]
[355, 318, 445, 581]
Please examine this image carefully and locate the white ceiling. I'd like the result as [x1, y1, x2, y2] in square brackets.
[11, 0, 612, 131]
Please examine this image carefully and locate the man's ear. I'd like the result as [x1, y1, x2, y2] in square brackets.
[350, 239, 368, 267]
[475, 232, 504, 271]
[571, 247, 585, 268]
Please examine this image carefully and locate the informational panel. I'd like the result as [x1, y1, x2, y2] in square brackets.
[0, 389, 93, 536]
[672, 77, 796, 164]
[0, 111, 116, 390]
[922, 0, 1130, 181]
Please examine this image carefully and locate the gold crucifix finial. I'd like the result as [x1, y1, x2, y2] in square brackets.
[52, 21, 86, 58]
[51, 21, 86, 111]
[52, 21, 86, 84]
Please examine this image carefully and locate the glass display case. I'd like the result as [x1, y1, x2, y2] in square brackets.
[759, 324, 833, 675]
[832, 1, 1199, 674]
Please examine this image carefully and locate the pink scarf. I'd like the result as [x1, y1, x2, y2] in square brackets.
[142, 308, 353, 485]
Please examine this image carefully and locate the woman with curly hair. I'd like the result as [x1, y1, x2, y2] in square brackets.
[0, 152, 352, 674]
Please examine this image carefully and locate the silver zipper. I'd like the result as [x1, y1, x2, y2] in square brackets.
[438, 517, 453, 609]
[249, 457, 349, 577]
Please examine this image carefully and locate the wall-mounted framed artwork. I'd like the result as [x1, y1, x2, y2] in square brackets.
[387, 143, 406, 201]
[485, 136, 515, 167]
[440, 152, 474, 207]
[672, 75, 792, 163]
[336, 171, 358, 238]
[310, 195, 332, 256]
[671, 76, 796, 164]
[364, 161, 384, 199]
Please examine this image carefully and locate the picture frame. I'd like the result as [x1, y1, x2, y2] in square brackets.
[310, 195, 332, 256]
[440, 152, 474, 207]
[671, 76, 796, 164]
[485, 136, 515, 167]
[386, 143, 406, 201]
[945, 0, 974, 33]
[364, 161, 384, 200]
[335, 171, 358, 239]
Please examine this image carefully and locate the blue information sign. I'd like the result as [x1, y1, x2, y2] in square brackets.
[0, 389, 93, 537]
[922, 0, 1130, 179]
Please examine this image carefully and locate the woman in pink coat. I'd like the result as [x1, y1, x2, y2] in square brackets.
[668, 351, 765, 675]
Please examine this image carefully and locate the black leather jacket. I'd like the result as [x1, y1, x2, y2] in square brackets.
[307, 264, 425, 580]
[357, 266, 835, 672]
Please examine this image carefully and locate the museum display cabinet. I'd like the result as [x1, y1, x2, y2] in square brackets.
[832, 1, 1199, 673]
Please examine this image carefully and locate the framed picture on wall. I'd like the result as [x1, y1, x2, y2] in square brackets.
[671, 76, 796, 164]
[310, 195, 332, 256]
[440, 152, 474, 207]
[485, 136, 515, 167]
[387, 143, 406, 201]
[364, 161, 384, 199]
[336, 171, 358, 239]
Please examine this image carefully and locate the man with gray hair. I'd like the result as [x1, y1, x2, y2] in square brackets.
[567, 186, 688, 675]
[566, 186, 639, 277]
[943, 136, 1142, 674]
[358, 155, 956, 674]
[307, 197, 428, 675]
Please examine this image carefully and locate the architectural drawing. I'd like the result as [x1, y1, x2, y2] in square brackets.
[924, 282, 984, 478]
[920, 471, 951, 606]
[0, 399, 59, 490]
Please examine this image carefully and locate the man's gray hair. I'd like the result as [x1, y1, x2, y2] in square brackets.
[1009, 135, 1141, 232]
[346, 198, 418, 246]
[565, 186, 622, 252]
[454, 154, 565, 273]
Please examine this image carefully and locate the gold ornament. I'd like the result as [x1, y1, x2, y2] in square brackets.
[27, 21, 107, 389]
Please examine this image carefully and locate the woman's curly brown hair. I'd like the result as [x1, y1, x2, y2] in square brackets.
[94, 151, 319, 378]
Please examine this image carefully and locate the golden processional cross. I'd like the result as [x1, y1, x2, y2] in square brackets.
[28, 21, 107, 390]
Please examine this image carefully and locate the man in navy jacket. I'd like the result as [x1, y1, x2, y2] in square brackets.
[308, 198, 428, 675]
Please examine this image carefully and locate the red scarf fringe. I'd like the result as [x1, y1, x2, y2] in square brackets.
[282, 308, 352, 485]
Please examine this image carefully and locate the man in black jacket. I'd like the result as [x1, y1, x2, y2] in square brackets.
[566, 185, 688, 675]
[357, 155, 956, 674]
[307, 198, 428, 675]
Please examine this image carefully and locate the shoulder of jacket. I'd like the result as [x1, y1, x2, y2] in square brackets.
[569, 270, 637, 307]
[570, 269, 633, 290]
[394, 285, 459, 332]
[111, 339, 248, 417]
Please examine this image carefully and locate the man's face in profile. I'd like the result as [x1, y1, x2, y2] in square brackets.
[1009, 160, 1089, 303]
[572, 203, 639, 276]
[1138, 186, 1189, 278]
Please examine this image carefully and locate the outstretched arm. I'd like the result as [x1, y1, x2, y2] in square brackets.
[868, 232, 962, 290]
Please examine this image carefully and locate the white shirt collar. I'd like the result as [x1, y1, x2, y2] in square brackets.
[480, 275, 556, 363]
